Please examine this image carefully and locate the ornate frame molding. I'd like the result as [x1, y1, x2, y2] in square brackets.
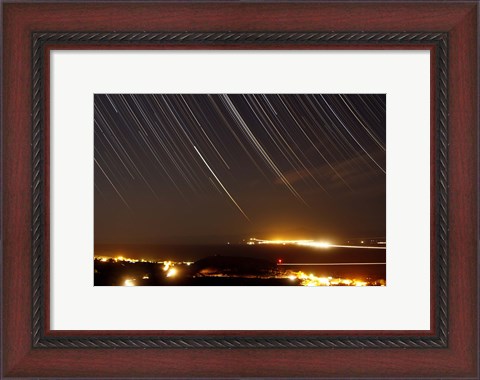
[31, 31, 448, 349]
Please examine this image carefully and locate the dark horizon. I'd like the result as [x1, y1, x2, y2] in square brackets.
[94, 94, 386, 245]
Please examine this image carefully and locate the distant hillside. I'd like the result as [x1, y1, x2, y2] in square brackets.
[192, 255, 277, 276]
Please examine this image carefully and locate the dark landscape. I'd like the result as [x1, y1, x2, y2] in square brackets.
[94, 241, 386, 286]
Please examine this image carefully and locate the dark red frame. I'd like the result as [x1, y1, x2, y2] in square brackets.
[3, 2, 478, 378]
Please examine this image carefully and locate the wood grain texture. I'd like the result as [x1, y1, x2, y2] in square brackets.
[2, 1, 478, 378]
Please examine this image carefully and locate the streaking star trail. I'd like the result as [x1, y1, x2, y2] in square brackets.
[94, 94, 386, 244]
[193, 145, 251, 221]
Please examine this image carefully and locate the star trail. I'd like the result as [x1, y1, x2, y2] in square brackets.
[94, 94, 386, 244]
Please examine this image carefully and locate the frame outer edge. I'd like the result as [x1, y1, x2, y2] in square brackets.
[31, 31, 448, 349]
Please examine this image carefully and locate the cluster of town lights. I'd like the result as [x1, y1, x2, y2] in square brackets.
[95, 257, 190, 286]
[97, 256, 154, 263]
[96, 246, 385, 287]
[288, 272, 380, 287]
[122, 271, 378, 287]
[95, 256, 193, 266]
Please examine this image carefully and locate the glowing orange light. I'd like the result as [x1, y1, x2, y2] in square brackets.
[163, 261, 172, 271]
[166, 268, 177, 278]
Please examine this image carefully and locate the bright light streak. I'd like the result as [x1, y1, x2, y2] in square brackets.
[327, 244, 385, 250]
[278, 262, 386, 266]
[194, 146, 250, 221]
[249, 238, 385, 250]
[124, 279, 135, 286]
[166, 268, 178, 278]
[301, 241, 331, 249]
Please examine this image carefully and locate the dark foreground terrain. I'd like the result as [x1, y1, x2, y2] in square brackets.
[94, 247, 386, 286]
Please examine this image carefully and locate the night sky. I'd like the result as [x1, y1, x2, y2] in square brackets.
[94, 94, 386, 244]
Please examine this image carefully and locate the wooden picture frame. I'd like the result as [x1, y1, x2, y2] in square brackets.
[2, 1, 478, 378]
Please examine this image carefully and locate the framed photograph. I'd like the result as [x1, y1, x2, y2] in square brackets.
[2, 1, 478, 378]
[92, 92, 388, 290]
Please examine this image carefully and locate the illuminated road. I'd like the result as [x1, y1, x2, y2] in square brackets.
[321, 244, 385, 250]
[278, 262, 385, 266]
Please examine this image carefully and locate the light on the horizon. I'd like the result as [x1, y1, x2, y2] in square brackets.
[302, 241, 331, 249]
[248, 238, 385, 250]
